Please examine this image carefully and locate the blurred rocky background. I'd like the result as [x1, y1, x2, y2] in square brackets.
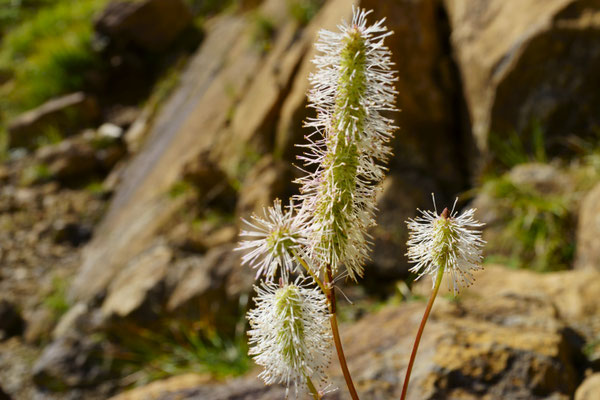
[0, 0, 599, 399]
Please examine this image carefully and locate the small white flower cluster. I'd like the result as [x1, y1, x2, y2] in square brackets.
[237, 199, 309, 280]
[247, 279, 332, 395]
[406, 199, 485, 294]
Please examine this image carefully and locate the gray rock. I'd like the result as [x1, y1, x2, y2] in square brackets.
[8, 93, 99, 149]
[508, 163, 572, 194]
[167, 245, 246, 327]
[94, 0, 193, 52]
[32, 335, 108, 391]
[69, 0, 294, 304]
[445, 0, 600, 155]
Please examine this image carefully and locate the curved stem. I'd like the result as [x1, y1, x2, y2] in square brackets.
[292, 249, 327, 294]
[325, 266, 360, 400]
[305, 374, 322, 400]
[400, 267, 445, 400]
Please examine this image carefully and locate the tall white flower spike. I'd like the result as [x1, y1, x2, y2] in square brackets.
[237, 199, 310, 280]
[247, 278, 333, 396]
[297, 7, 398, 281]
[406, 197, 485, 295]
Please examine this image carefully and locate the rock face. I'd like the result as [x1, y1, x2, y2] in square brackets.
[68, 0, 353, 305]
[369, 172, 442, 280]
[94, 0, 193, 52]
[364, 0, 471, 192]
[575, 181, 600, 270]
[34, 130, 126, 184]
[32, 335, 108, 391]
[110, 265, 599, 400]
[445, 0, 600, 155]
[575, 373, 600, 400]
[8, 92, 99, 149]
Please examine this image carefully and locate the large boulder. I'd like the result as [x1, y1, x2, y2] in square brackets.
[445, 0, 600, 155]
[7, 93, 99, 150]
[94, 0, 193, 52]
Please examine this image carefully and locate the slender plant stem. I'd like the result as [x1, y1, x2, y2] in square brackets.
[305, 374, 322, 400]
[400, 267, 445, 400]
[292, 249, 327, 294]
[324, 266, 360, 400]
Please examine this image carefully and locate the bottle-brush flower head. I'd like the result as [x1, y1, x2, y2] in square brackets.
[406, 197, 485, 294]
[237, 199, 309, 280]
[247, 278, 333, 395]
[297, 7, 398, 281]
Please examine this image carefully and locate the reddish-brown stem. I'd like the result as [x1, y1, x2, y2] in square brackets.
[400, 267, 444, 400]
[325, 266, 360, 400]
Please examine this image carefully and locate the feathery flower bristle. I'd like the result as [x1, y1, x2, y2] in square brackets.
[297, 7, 398, 281]
[237, 199, 309, 280]
[406, 198, 485, 294]
[247, 279, 332, 395]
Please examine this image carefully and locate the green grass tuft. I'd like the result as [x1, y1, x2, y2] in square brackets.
[250, 12, 276, 53]
[479, 173, 575, 272]
[286, 0, 323, 26]
[107, 321, 251, 385]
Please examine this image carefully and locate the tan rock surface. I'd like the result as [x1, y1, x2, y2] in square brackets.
[102, 244, 172, 318]
[111, 265, 597, 400]
[575, 181, 600, 270]
[575, 373, 600, 400]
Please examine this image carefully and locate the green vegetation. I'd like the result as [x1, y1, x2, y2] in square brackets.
[287, 0, 323, 26]
[19, 162, 52, 185]
[478, 124, 600, 271]
[490, 122, 547, 169]
[0, 0, 108, 114]
[583, 335, 600, 362]
[169, 180, 194, 199]
[85, 180, 106, 195]
[108, 321, 250, 385]
[0, 0, 109, 153]
[479, 173, 574, 271]
[250, 12, 276, 53]
[0, 0, 56, 35]
[43, 275, 70, 321]
[185, 0, 239, 17]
